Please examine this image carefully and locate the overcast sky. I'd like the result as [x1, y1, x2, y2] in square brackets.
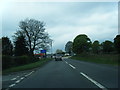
[1, 1, 118, 53]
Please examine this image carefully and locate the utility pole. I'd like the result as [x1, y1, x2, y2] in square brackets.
[50, 39, 53, 58]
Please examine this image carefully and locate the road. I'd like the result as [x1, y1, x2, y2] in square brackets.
[2, 57, 119, 89]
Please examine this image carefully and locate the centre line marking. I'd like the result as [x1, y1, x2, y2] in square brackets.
[69, 64, 76, 69]
[80, 72, 107, 90]
[65, 61, 68, 64]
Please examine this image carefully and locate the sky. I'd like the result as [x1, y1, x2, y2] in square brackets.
[1, 0, 118, 53]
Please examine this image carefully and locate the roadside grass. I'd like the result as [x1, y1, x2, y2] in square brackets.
[3, 58, 52, 75]
[70, 53, 120, 66]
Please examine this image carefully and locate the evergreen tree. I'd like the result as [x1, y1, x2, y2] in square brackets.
[14, 35, 29, 56]
[114, 35, 120, 53]
[2, 37, 13, 56]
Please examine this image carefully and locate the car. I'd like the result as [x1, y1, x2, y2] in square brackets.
[54, 54, 62, 61]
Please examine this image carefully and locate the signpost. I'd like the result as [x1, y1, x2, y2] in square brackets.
[41, 50, 46, 53]
[40, 50, 46, 58]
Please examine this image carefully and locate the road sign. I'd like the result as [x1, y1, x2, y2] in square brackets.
[41, 50, 46, 53]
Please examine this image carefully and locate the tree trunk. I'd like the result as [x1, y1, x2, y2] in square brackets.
[29, 49, 34, 56]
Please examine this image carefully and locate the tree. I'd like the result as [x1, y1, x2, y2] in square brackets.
[72, 34, 91, 54]
[39, 33, 52, 52]
[65, 41, 72, 55]
[114, 35, 120, 53]
[56, 49, 63, 54]
[14, 18, 51, 55]
[2, 37, 13, 56]
[102, 40, 114, 53]
[92, 40, 100, 54]
[14, 35, 29, 56]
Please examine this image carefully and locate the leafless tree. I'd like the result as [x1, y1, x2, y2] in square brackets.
[14, 18, 52, 55]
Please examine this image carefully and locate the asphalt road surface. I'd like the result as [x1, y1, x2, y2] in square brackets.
[2, 57, 119, 89]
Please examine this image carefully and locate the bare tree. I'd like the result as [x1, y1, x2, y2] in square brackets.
[36, 33, 52, 52]
[14, 18, 51, 55]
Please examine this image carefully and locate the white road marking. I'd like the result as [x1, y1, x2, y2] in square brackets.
[20, 77, 24, 80]
[25, 71, 35, 77]
[69, 64, 76, 69]
[11, 78, 16, 81]
[11, 76, 20, 81]
[25, 74, 29, 77]
[32, 71, 35, 73]
[80, 72, 108, 90]
[30, 71, 34, 74]
[9, 73, 32, 88]
[9, 84, 16, 87]
[15, 80, 21, 84]
[65, 61, 68, 64]
[26, 73, 31, 76]
[5, 88, 9, 90]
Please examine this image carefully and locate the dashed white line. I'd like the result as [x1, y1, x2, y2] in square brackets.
[69, 64, 76, 69]
[65, 61, 68, 64]
[9, 84, 16, 88]
[25, 74, 29, 77]
[8, 71, 35, 89]
[15, 80, 21, 84]
[25, 71, 35, 77]
[20, 77, 24, 80]
[17, 76, 20, 78]
[11, 78, 16, 81]
[29, 71, 34, 75]
[5, 88, 9, 90]
[80, 72, 108, 90]
[32, 71, 35, 73]
[11, 76, 20, 81]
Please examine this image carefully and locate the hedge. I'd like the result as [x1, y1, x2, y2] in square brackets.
[2, 55, 38, 70]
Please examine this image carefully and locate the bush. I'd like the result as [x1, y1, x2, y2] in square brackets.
[2, 55, 38, 70]
[14, 55, 30, 66]
[2, 55, 14, 70]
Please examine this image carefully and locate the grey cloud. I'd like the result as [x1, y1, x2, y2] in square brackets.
[2, 2, 118, 53]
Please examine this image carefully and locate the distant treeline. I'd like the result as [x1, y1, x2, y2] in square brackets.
[65, 34, 120, 55]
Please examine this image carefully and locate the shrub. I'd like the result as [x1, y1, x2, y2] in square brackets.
[2, 55, 14, 70]
[14, 55, 29, 66]
[2, 55, 39, 70]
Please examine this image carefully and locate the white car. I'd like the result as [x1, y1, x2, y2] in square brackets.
[53, 54, 62, 61]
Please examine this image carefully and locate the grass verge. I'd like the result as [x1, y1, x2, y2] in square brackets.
[3, 58, 52, 75]
[70, 54, 120, 66]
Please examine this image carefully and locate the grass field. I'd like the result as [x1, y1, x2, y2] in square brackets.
[3, 58, 52, 75]
[70, 53, 119, 66]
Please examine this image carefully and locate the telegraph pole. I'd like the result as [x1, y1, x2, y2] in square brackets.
[50, 39, 53, 58]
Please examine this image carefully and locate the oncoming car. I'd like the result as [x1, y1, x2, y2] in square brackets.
[53, 54, 62, 61]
